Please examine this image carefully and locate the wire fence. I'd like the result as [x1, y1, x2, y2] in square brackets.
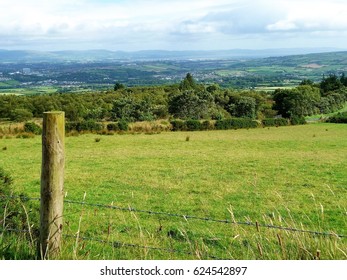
[1, 194, 346, 239]
[2, 193, 347, 260]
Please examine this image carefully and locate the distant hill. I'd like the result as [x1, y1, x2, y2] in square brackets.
[0, 48, 343, 63]
[1, 49, 346, 89]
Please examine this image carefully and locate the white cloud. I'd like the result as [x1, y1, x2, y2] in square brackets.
[0, 0, 346, 50]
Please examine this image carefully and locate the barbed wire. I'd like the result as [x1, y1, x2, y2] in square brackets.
[1, 194, 346, 238]
[0, 228, 222, 259]
[63, 199, 347, 238]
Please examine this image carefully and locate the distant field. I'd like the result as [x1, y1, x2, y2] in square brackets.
[0, 86, 58, 95]
[0, 123, 346, 259]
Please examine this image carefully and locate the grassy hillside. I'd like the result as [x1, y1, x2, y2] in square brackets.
[0, 123, 346, 259]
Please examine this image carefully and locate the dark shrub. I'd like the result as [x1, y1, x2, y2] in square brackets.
[10, 108, 33, 122]
[262, 118, 289, 127]
[201, 120, 214, 130]
[170, 120, 187, 131]
[327, 112, 347, 123]
[215, 119, 231, 130]
[66, 120, 103, 132]
[65, 122, 78, 132]
[215, 118, 258, 130]
[24, 122, 42, 135]
[230, 118, 258, 129]
[290, 116, 307, 125]
[186, 120, 202, 131]
[76, 120, 103, 132]
[117, 119, 129, 131]
[107, 123, 119, 131]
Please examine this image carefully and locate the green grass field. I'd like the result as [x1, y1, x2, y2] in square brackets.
[0, 86, 58, 96]
[0, 123, 346, 259]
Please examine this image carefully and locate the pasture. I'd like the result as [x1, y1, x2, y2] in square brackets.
[0, 123, 346, 259]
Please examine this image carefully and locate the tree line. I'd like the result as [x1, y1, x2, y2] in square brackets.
[0, 73, 346, 124]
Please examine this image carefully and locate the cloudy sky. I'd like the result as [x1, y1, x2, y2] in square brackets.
[1, 0, 347, 51]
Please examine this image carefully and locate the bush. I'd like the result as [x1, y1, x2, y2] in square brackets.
[201, 120, 214, 130]
[262, 118, 289, 127]
[215, 118, 258, 130]
[215, 119, 231, 130]
[65, 120, 103, 132]
[24, 122, 42, 135]
[170, 120, 187, 131]
[185, 120, 202, 131]
[107, 123, 119, 131]
[290, 116, 307, 125]
[117, 120, 129, 131]
[65, 121, 78, 132]
[230, 118, 258, 129]
[327, 112, 347, 123]
[9, 108, 33, 122]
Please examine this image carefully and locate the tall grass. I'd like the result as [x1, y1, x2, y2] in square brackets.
[0, 123, 346, 259]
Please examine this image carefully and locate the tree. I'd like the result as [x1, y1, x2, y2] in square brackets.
[320, 74, 343, 93]
[273, 85, 320, 117]
[169, 90, 214, 119]
[111, 96, 154, 122]
[9, 108, 33, 122]
[179, 73, 197, 91]
[230, 96, 256, 118]
[114, 82, 125, 91]
[340, 73, 347, 86]
[300, 79, 314, 86]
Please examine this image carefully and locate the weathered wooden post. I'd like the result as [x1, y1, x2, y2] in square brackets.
[39, 111, 65, 259]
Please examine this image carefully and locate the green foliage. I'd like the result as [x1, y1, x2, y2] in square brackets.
[300, 79, 315, 86]
[215, 118, 258, 130]
[169, 90, 214, 119]
[179, 73, 198, 91]
[0, 74, 345, 128]
[290, 116, 307, 125]
[230, 96, 257, 118]
[24, 122, 42, 135]
[273, 86, 321, 117]
[170, 120, 187, 131]
[320, 74, 343, 93]
[215, 119, 231, 130]
[230, 118, 258, 129]
[0, 168, 38, 238]
[185, 120, 202, 131]
[9, 109, 33, 122]
[66, 120, 103, 132]
[0, 167, 13, 187]
[262, 118, 289, 127]
[117, 119, 129, 131]
[326, 112, 347, 123]
[201, 120, 214, 130]
[170, 120, 216, 131]
[106, 123, 119, 131]
[114, 82, 125, 91]
[112, 96, 154, 122]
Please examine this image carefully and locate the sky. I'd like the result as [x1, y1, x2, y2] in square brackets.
[1, 0, 347, 51]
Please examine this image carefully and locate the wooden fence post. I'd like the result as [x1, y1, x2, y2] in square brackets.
[39, 111, 65, 259]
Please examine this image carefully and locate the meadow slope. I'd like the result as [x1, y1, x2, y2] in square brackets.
[0, 123, 346, 259]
